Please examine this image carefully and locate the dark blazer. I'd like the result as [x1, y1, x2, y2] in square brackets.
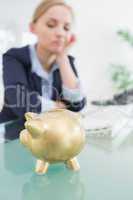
[0, 45, 86, 123]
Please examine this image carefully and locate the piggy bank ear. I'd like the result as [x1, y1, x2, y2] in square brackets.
[25, 112, 38, 121]
[25, 120, 44, 138]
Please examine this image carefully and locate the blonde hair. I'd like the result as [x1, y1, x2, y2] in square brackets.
[31, 0, 74, 23]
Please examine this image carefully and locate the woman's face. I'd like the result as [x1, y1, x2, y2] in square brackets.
[30, 5, 73, 54]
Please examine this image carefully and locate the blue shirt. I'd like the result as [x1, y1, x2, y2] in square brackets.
[29, 44, 84, 112]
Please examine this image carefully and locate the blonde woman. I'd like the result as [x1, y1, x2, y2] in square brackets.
[0, 0, 86, 122]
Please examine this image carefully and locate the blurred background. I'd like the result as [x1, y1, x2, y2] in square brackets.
[1, 0, 133, 108]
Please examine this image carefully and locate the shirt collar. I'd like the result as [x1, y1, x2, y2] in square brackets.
[29, 43, 59, 80]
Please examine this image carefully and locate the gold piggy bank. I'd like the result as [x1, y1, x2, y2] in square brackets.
[20, 109, 86, 174]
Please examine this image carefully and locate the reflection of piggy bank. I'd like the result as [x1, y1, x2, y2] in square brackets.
[20, 109, 86, 174]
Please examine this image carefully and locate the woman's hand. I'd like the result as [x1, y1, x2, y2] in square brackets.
[56, 34, 76, 59]
[55, 100, 67, 109]
[64, 34, 76, 54]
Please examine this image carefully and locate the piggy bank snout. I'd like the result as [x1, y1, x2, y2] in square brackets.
[20, 130, 30, 146]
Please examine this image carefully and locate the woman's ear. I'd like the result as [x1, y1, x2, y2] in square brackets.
[29, 22, 35, 34]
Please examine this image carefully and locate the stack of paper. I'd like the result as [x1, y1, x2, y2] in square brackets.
[82, 105, 133, 149]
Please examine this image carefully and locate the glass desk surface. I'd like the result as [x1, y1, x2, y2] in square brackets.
[0, 120, 133, 200]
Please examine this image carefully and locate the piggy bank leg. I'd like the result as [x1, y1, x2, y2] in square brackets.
[35, 159, 49, 175]
[66, 157, 80, 171]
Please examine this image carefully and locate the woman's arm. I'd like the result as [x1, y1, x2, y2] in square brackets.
[53, 34, 87, 111]
[56, 54, 79, 89]
[56, 55, 87, 112]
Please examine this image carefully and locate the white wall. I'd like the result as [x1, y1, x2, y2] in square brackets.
[71, 0, 133, 101]
[1, 0, 133, 107]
